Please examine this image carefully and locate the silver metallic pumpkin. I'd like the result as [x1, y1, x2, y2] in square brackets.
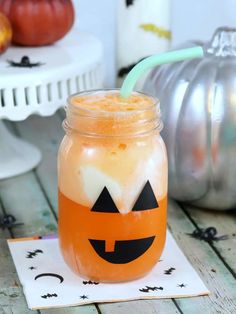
[143, 27, 236, 210]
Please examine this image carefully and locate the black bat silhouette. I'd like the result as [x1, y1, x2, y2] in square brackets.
[26, 249, 43, 258]
[126, 0, 136, 6]
[118, 57, 148, 77]
[139, 286, 163, 293]
[80, 295, 89, 299]
[7, 56, 44, 68]
[41, 293, 58, 299]
[187, 227, 228, 242]
[0, 214, 23, 230]
[164, 267, 175, 275]
[83, 280, 99, 285]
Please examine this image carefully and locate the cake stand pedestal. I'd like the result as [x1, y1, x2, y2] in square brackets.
[0, 121, 41, 179]
[0, 31, 103, 179]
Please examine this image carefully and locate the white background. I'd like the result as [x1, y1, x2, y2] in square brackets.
[72, 0, 236, 86]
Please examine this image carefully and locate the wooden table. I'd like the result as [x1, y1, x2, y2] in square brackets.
[0, 112, 235, 314]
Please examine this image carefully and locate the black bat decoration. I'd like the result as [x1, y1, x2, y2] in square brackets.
[80, 295, 89, 299]
[164, 267, 175, 275]
[187, 227, 228, 242]
[126, 0, 135, 6]
[26, 249, 43, 259]
[139, 286, 163, 293]
[41, 293, 58, 299]
[83, 280, 99, 285]
[177, 283, 186, 288]
[29, 266, 36, 270]
[7, 56, 45, 68]
[118, 57, 148, 77]
[0, 214, 23, 230]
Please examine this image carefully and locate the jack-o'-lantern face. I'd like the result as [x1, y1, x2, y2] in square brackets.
[59, 180, 167, 280]
[89, 181, 160, 264]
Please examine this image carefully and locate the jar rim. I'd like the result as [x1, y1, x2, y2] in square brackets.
[65, 89, 162, 137]
[67, 88, 160, 118]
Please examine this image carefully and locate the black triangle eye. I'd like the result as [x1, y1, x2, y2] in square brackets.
[132, 181, 159, 211]
[91, 187, 119, 213]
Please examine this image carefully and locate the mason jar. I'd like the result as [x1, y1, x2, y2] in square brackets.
[58, 89, 168, 282]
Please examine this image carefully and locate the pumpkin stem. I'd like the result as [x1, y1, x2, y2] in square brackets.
[206, 27, 236, 57]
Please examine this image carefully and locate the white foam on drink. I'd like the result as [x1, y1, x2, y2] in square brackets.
[122, 148, 167, 213]
[80, 165, 122, 205]
[79, 146, 167, 214]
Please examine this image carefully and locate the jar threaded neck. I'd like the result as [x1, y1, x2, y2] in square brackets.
[65, 89, 162, 137]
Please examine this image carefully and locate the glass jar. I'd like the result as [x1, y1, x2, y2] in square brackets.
[58, 89, 168, 282]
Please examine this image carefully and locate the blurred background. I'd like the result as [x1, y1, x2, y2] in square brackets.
[73, 0, 236, 86]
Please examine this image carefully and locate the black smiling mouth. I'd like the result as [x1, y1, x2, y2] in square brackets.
[89, 236, 155, 264]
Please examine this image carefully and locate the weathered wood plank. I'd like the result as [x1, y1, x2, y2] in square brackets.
[15, 113, 64, 212]
[0, 308, 10, 314]
[0, 307, 39, 314]
[0, 202, 35, 313]
[167, 199, 236, 314]
[41, 306, 98, 314]
[183, 204, 236, 276]
[0, 173, 57, 238]
[99, 299, 181, 314]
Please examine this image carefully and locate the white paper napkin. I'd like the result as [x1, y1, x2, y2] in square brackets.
[7, 231, 209, 310]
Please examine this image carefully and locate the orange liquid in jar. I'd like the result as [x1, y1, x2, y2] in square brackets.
[58, 91, 168, 282]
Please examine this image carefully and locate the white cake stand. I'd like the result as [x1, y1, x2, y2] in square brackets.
[0, 31, 104, 179]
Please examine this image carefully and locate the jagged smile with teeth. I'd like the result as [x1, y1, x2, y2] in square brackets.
[89, 236, 155, 264]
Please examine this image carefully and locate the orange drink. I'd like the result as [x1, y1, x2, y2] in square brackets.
[58, 90, 168, 282]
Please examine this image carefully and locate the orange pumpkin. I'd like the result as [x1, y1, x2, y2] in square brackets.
[0, 0, 75, 46]
[59, 181, 167, 282]
[0, 11, 12, 54]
